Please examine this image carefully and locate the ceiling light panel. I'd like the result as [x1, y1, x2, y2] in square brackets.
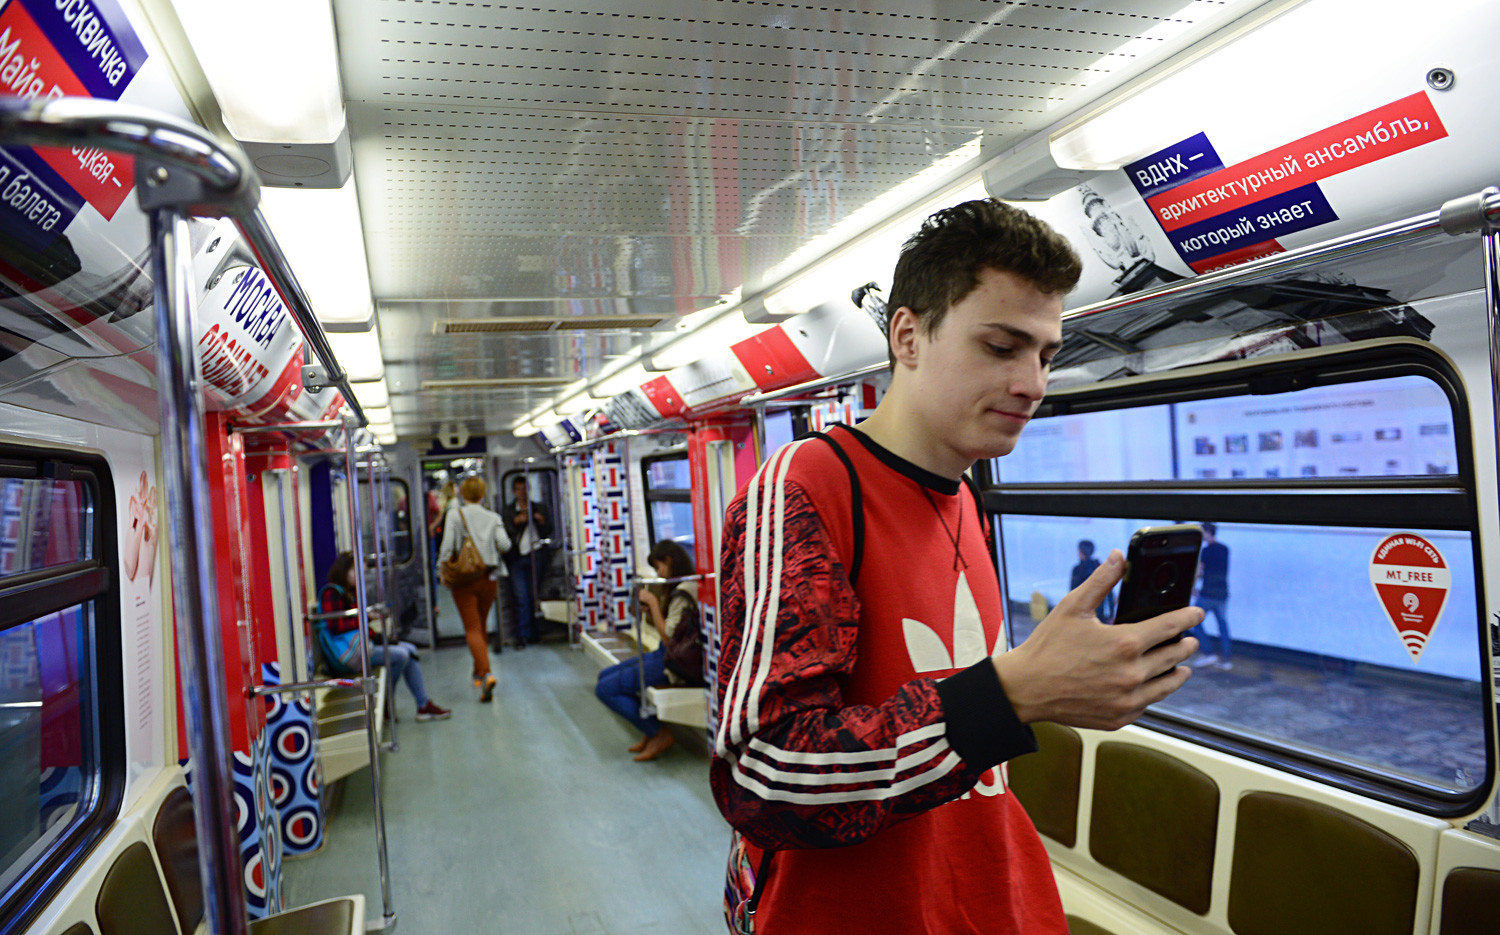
[331, 0, 1264, 435]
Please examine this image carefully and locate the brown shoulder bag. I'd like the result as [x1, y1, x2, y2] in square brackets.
[440, 507, 487, 588]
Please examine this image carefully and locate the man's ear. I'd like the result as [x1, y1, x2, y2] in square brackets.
[888, 306, 922, 367]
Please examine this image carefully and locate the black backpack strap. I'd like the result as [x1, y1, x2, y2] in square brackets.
[802, 429, 864, 587]
[960, 473, 997, 565]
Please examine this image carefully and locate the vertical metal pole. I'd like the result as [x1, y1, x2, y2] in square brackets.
[522, 459, 539, 641]
[343, 422, 396, 931]
[368, 455, 397, 751]
[553, 452, 579, 647]
[150, 207, 250, 935]
[270, 469, 310, 684]
[412, 464, 437, 651]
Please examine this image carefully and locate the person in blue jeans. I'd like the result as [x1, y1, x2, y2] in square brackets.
[594, 540, 697, 761]
[503, 475, 553, 646]
[321, 551, 451, 721]
[1191, 522, 1232, 669]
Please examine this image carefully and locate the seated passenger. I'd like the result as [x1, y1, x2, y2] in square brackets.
[594, 540, 699, 761]
[320, 551, 451, 722]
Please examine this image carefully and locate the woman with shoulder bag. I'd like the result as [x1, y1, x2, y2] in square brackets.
[593, 540, 699, 761]
[437, 476, 511, 702]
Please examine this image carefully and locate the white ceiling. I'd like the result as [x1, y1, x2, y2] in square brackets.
[329, 0, 1258, 440]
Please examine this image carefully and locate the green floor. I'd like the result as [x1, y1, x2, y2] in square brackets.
[283, 596, 729, 934]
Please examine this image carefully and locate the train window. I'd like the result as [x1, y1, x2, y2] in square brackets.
[390, 478, 412, 565]
[642, 454, 693, 553]
[0, 455, 119, 931]
[995, 375, 1458, 484]
[986, 352, 1489, 812]
[0, 478, 94, 578]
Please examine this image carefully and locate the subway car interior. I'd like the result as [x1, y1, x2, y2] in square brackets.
[1, 0, 1499, 933]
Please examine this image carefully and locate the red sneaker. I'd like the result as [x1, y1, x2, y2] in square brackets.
[415, 701, 452, 721]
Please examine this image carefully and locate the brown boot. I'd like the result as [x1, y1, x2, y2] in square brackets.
[633, 730, 675, 761]
[628, 736, 649, 753]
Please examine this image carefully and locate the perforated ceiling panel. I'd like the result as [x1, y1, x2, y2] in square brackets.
[330, 0, 1246, 438]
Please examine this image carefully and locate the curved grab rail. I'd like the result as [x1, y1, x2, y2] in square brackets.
[0, 95, 367, 427]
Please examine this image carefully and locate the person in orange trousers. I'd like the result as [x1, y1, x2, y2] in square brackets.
[437, 475, 511, 701]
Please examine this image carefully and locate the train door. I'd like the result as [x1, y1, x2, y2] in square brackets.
[499, 463, 565, 637]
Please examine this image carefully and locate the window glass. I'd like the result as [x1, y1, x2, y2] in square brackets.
[0, 605, 91, 895]
[993, 375, 1456, 484]
[763, 411, 795, 458]
[0, 479, 92, 578]
[390, 479, 412, 565]
[1000, 513, 1486, 795]
[649, 501, 694, 554]
[645, 457, 690, 490]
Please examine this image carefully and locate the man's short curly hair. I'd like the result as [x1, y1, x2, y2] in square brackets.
[885, 199, 1082, 355]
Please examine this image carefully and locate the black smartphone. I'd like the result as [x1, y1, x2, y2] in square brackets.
[1112, 524, 1203, 625]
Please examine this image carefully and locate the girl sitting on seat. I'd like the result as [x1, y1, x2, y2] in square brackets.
[321, 551, 451, 722]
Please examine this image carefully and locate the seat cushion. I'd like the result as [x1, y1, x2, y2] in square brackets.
[95, 841, 178, 935]
[1089, 742, 1219, 914]
[247, 898, 356, 935]
[1228, 792, 1418, 935]
[152, 785, 204, 934]
[1439, 866, 1500, 935]
[1007, 721, 1082, 847]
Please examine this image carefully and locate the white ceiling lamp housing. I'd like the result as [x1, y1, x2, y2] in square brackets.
[588, 362, 650, 399]
[170, 0, 351, 188]
[328, 329, 385, 383]
[363, 405, 393, 426]
[647, 311, 770, 372]
[351, 377, 390, 409]
[259, 180, 376, 332]
[1049, 1, 1322, 171]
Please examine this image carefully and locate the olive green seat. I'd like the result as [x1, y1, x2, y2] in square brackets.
[1089, 742, 1219, 915]
[1006, 721, 1083, 847]
[1227, 792, 1417, 935]
[1438, 866, 1500, 935]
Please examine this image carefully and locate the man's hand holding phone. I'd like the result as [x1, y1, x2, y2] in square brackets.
[992, 548, 1203, 731]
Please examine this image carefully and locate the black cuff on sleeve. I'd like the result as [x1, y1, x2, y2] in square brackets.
[936, 660, 1037, 771]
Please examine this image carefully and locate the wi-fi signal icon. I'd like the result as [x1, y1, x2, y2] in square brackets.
[1399, 629, 1430, 658]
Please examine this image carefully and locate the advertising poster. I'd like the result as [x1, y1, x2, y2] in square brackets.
[0, 0, 193, 310]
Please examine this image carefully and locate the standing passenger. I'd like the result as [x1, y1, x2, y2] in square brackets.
[712, 199, 1203, 934]
[1192, 522, 1232, 669]
[503, 475, 553, 647]
[438, 476, 510, 702]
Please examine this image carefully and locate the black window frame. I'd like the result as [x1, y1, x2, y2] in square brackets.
[641, 451, 692, 550]
[0, 447, 123, 934]
[981, 343, 1493, 817]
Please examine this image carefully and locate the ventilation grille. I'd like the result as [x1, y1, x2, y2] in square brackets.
[435, 315, 669, 334]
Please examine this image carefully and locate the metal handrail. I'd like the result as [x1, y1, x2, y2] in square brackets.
[0, 96, 367, 426]
[305, 604, 390, 623]
[740, 361, 889, 408]
[231, 420, 345, 436]
[250, 676, 367, 698]
[341, 416, 397, 930]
